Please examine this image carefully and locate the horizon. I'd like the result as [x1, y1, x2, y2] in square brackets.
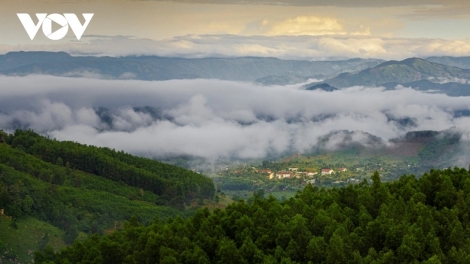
[2, 50, 470, 62]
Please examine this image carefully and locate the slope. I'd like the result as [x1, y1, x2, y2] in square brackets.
[322, 57, 470, 88]
[0, 129, 215, 263]
[0, 52, 383, 84]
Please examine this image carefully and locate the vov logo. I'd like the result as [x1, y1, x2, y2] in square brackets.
[17, 13, 94, 40]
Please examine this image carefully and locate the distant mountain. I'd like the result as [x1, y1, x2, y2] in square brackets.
[322, 58, 470, 88]
[305, 82, 338, 91]
[0, 51, 72, 71]
[425, 56, 470, 69]
[316, 130, 386, 149]
[311, 129, 464, 169]
[382, 79, 470, 96]
[255, 73, 311, 85]
[0, 51, 383, 84]
[298, 58, 470, 96]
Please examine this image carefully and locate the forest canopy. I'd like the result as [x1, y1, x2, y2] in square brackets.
[35, 167, 470, 264]
[0, 129, 215, 253]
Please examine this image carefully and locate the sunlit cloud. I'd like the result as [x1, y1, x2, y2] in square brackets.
[264, 16, 346, 36]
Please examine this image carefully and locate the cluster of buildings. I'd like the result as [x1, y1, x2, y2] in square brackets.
[257, 167, 348, 180]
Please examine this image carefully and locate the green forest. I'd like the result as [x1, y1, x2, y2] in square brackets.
[0, 130, 215, 262]
[35, 166, 470, 263]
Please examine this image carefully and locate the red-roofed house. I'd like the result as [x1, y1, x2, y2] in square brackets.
[321, 168, 334, 175]
[338, 168, 347, 172]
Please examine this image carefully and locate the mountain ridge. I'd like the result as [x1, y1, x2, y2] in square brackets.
[322, 57, 470, 88]
[0, 51, 384, 84]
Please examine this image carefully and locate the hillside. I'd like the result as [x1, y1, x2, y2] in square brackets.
[381, 79, 470, 96]
[211, 129, 468, 202]
[0, 129, 215, 263]
[325, 58, 470, 87]
[0, 51, 383, 84]
[305, 83, 338, 91]
[426, 56, 470, 69]
[312, 58, 470, 95]
[35, 167, 470, 263]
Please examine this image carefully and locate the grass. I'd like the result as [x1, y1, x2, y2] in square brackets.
[0, 216, 66, 263]
[204, 194, 235, 211]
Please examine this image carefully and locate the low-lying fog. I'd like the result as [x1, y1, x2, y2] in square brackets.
[1, 75, 469, 163]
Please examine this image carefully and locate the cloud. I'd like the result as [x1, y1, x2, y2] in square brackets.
[140, 0, 447, 8]
[3, 34, 470, 60]
[264, 16, 347, 36]
[1, 75, 470, 163]
[138, 0, 470, 18]
[404, 2, 470, 19]
[256, 15, 370, 37]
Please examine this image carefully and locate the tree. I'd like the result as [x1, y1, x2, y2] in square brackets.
[326, 232, 347, 264]
[240, 237, 264, 263]
[56, 157, 64, 167]
[64, 224, 79, 244]
[434, 175, 456, 209]
[216, 238, 245, 264]
[22, 195, 34, 214]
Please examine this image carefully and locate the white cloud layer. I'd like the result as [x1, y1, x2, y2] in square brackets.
[1, 76, 470, 162]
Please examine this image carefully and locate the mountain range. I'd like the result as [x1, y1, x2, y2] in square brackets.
[3, 51, 470, 95]
[306, 57, 470, 96]
[0, 51, 383, 85]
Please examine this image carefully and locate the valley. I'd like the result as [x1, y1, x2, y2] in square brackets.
[210, 130, 467, 201]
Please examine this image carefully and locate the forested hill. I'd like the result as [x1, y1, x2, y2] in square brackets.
[1, 130, 215, 204]
[0, 51, 383, 85]
[37, 167, 470, 264]
[0, 129, 215, 262]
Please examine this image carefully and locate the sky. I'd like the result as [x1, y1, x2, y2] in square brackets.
[2, 0, 470, 59]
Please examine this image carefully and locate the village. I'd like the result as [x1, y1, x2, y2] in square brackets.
[213, 151, 428, 201]
[255, 167, 361, 185]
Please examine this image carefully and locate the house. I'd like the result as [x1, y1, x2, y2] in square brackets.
[321, 168, 335, 175]
[276, 171, 292, 179]
[258, 169, 272, 174]
[306, 172, 318, 177]
[306, 179, 316, 185]
[338, 168, 347, 172]
[347, 178, 360, 184]
[288, 168, 298, 172]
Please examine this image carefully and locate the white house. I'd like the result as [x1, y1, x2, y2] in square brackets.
[276, 171, 292, 179]
[321, 168, 335, 175]
[306, 179, 316, 185]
